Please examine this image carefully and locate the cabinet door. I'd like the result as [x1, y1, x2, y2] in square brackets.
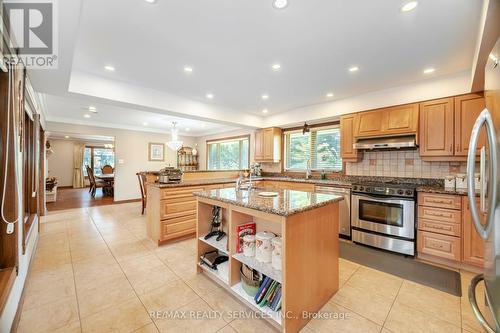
[462, 197, 485, 267]
[454, 94, 486, 157]
[254, 130, 263, 159]
[340, 115, 360, 160]
[385, 103, 419, 134]
[263, 128, 274, 160]
[419, 98, 454, 157]
[355, 110, 385, 137]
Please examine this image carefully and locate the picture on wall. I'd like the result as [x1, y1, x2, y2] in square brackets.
[148, 143, 165, 161]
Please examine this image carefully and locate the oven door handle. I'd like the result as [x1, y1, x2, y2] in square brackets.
[353, 193, 414, 203]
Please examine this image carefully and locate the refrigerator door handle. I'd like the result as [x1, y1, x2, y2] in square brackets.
[467, 109, 498, 240]
[468, 274, 496, 333]
[480, 146, 486, 213]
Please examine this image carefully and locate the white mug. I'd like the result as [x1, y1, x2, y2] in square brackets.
[242, 235, 255, 257]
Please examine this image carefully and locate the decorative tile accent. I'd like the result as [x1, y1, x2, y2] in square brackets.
[346, 151, 467, 179]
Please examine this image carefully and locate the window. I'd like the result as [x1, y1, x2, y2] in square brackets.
[83, 146, 115, 176]
[284, 126, 342, 171]
[207, 136, 249, 170]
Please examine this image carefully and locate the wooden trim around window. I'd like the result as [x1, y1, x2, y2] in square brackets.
[206, 134, 251, 170]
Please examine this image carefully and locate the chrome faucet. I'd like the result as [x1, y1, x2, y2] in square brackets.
[235, 173, 253, 191]
[305, 159, 312, 179]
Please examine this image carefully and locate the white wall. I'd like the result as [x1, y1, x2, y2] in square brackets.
[46, 122, 195, 201]
[47, 139, 76, 187]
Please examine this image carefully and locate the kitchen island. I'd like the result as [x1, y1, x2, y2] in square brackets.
[194, 187, 343, 333]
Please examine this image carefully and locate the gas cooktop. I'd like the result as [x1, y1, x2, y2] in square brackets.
[351, 182, 416, 198]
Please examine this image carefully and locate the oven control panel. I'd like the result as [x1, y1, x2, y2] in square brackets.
[352, 184, 415, 198]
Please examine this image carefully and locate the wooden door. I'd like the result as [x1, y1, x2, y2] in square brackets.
[454, 94, 486, 157]
[263, 128, 274, 160]
[340, 115, 360, 161]
[254, 130, 263, 160]
[419, 98, 454, 157]
[355, 110, 385, 137]
[385, 103, 419, 134]
[462, 196, 485, 267]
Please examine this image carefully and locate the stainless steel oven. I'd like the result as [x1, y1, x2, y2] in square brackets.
[351, 183, 416, 256]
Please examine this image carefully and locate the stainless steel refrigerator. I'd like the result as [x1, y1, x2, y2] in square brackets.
[467, 37, 500, 333]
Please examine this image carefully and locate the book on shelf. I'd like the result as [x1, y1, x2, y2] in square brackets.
[236, 222, 256, 253]
[253, 275, 282, 312]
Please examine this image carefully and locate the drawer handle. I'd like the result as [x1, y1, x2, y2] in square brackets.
[429, 241, 445, 250]
[427, 211, 452, 218]
[427, 224, 452, 231]
[428, 198, 453, 204]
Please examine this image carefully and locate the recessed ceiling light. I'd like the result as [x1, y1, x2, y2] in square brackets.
[144, 0, 156, 3]
[271, 63, 281, 71]
[206, 93, 214, 99]
[326, 92, 334, 98]
[104, 65, 115, 72]
[401, 1, 418, 12]
[261, 94, 269, 100]
[262, 109, 269, 114]
[143, 122, 148, 126]
[273, 0, 288, 9]
[83, 114, 91, 119]
[185, 128, 190, 131]
[349, 66, 359, 72]
[88, 106, 97, 113]
[423, 68, 435, 74]
[184, 66, 193, 73]
[64, 135, 70, 139]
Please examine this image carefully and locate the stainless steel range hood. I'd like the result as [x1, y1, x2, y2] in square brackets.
[353, 135, 416, 150]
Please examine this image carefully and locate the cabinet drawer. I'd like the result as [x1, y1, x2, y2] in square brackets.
[161, 187, 204, 200]
[418, 193, 461, 210]
[418, 218, 461, 237]
[161, 219, 196, 239]
[418, 206, 461, 224]
[163, 213, 197, 225]
[160, 200, 197, 219]
[417, 231, 461, 261]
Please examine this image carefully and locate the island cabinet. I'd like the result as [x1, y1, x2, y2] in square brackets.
[419, 93, 486, 161]
[194, 188, 341, 333]
[147, 182, 228, 245]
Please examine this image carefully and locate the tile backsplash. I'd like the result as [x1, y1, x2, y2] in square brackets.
[345, 150, 467, 179]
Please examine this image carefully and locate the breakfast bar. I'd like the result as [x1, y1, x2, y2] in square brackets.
[194, 187, 343, 333]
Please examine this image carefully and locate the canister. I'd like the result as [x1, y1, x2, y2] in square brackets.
[456, 173, 467, 190]
[444, 175, 455, 190]
[271, 237, 282, 271]
[242, 234, 256, 257]
[255, 231, 275, 263]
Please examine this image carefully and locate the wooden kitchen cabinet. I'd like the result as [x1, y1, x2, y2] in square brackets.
[354, 103, 419, 138]
[454, 93, 486, 157]
[419, 97, 455, 158]
[340, 114, 361, 161]
[462, 196, 485, 267]
[254, 127, 282, 162]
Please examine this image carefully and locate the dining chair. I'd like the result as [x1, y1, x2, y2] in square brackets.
[87, 165, 106, 198]
[101, 165, 113, 174]
[136, 172, 148, 215]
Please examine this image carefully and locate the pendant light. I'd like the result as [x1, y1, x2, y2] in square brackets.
[166, 122, 183, 151]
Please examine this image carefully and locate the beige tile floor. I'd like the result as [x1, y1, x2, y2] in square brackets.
[16, 202, 487, 333]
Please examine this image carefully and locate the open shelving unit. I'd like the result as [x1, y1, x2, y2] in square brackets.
[195, 195, 339, 333]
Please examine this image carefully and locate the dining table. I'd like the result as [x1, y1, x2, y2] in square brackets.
[97, 174, 114, 196]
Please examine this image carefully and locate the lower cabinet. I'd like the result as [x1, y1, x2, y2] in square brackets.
[462, 196, 485, 267]
[417, 192, 485, 268]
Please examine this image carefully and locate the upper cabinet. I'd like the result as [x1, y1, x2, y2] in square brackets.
[419, 97, 455, 158]
[419, 94, 486, 161]
[340, 114, 361, 161]
[354, 103, 419, 138]
[454, 94, 486, 157]
[254, 127, 282, 162]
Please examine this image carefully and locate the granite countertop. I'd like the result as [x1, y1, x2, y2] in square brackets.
[193, 187, 344, 217]
[416, 185, 479, 196]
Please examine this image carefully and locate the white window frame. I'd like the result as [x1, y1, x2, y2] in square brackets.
[206, 136, 250, 170]
[284, 125, 342, 172]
